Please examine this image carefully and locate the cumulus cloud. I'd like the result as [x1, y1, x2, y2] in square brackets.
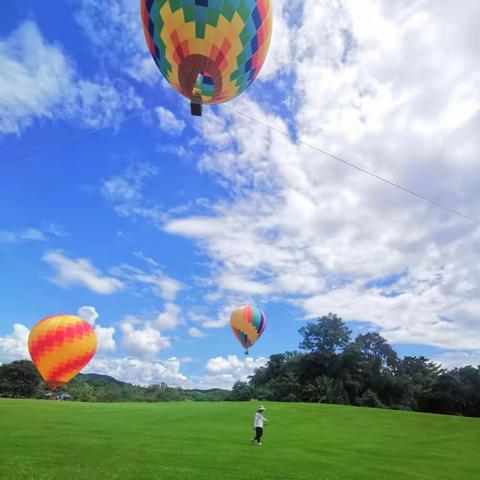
[162, 0, 480, 352]
[94, 325, 116, 353]
[77, 306, 116, 352]
[156, 106, 185, 135]
[77, 306, 99, 325]
[84, 356, 187, 386]
[0, 21, 142, 135]
[203, 355, 268, 389]
[155, 303, 182, 331]
[0, 324, 30, 363]
[43, 251, 124, 294]
[121, 320, 171, 359]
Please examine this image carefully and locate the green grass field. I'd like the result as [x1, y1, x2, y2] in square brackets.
[0, 399, 479, 480]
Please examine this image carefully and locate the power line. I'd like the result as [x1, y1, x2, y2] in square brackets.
[223, 104, 480, 227]
[5, 99, 479, 227]
[6, 109, 151, 162]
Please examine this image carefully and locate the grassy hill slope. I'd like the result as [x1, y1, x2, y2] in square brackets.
[0, 399, 478, 480]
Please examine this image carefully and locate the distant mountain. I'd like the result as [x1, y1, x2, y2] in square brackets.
[77, 373, 127, 386]
[78, 373, 230, 396]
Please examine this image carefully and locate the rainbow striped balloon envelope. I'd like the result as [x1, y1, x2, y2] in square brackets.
[230, 305, 266, 354]
[28, 315, 97, 391]
[141, 0, 273, 111]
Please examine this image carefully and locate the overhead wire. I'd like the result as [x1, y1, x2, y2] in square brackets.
[4, 99, 479, 227]
[6, 108, 153, 162]
[223, 104, 480, 227]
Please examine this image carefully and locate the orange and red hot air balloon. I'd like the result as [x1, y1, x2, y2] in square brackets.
[28, 315, 97, 391]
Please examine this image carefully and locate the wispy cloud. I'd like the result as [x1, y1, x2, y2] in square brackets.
[0, 21, 142, 135]
[43, 251, 125, 294]
[188, 327, 207, 338]
[0, 228, 46, 243]
[156, 106, 185, 135]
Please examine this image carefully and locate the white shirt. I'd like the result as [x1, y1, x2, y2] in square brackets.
[254, 412, 267, 428]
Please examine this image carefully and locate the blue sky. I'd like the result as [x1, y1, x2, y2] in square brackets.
[1, 0, 480, 388]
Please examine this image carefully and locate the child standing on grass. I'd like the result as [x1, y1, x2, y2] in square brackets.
[251, 406, 268, 446]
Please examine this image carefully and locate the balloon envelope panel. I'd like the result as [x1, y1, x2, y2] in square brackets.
[141, 0, 273, 104]
[28, 315, 97, 390]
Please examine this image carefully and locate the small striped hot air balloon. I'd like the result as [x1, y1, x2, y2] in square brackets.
[230, 305, 266, 355]
[141, 0, 273, 115]
[28, 315, 97, 391]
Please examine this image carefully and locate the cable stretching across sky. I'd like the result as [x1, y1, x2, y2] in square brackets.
[223, 105, 480, 228]
[5, 102, 480, 227]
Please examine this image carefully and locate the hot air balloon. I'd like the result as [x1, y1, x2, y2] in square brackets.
[230, 305, 266, 355]
[141, 0, 273, 115]
[28, 315, 97, 391]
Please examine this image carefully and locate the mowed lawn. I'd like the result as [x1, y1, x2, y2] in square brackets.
[0, 399, 479, 480]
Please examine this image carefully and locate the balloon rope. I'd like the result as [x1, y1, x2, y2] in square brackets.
[224, 105, 480, 228]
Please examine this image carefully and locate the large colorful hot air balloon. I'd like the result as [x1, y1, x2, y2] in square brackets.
[141, 0, 273, 115]
[28, 315, 97, 391]
[230, 305, 266, 354]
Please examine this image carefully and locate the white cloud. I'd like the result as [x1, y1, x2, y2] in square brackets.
[0, 324, 30, 363]
[0, 21, 142, 135]
[155, 303, 181, 331]
[188, 302, 241, 330]
[217, 274, 273, 296]
[94, 325, 116, 353]
[0, 228, 46, 243]
[258, 0, 296, 81]
[111, 261, 183, 302]
[84, 356, 187, 386]
[188, 327, 206, 338]
[121, 320, 171, 359]
[156, 106, 185, 135]
[432, 351, 480, 370]
[161, 0, 480, 352]
[101, 164, 166, 225]
[77, 306, 99, 325]
[133, 274, 182, 302]
[77, 306, 115, 352]
[73, 0, 148, 78]
[203, 355, 267, 389]
[43, 251, 124, 294]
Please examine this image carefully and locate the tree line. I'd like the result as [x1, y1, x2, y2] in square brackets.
[0, 362, 229, 403]
[1, 313, 478, 416]
[229, 314, 480, 417]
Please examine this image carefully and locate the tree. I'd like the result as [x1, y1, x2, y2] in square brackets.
[355, 332, 398, 371]
[304, 376, 345, 404]
[228, 381, 255, 401]
[0, 360, 42, 398]
[68, 381, 95, 402]
[268, 371, 302, 402]
[298, 314, 351, 354]
[354, 389, 385, 409]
